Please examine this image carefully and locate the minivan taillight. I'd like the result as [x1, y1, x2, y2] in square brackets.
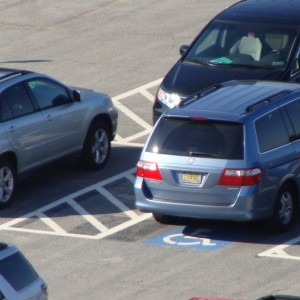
[136, 160, 162, 180]
[218, 168, 262, 186]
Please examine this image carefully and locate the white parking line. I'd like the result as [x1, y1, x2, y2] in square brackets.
[112, 78, 161, 145]
[112, 78, 162, 102]
[0, 168, 152, 239]
[257, 236, 300, 260]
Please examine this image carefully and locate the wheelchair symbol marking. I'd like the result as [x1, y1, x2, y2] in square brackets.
[163, 232, 216, 246]
[145, 227, 231, 250]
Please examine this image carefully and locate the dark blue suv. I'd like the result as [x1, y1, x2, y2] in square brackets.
[153, 0, 300, 123]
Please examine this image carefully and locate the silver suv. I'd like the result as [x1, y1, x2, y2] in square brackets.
[0, 242, 48, 300]
[0, 68, 118, 208]
[135, 80, 300, 232]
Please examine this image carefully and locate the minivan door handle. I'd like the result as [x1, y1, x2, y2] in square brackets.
[45, 114, 52, 121]
[8, 125, 15, 132]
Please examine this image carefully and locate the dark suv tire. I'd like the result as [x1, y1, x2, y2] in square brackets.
[81, 121, 111, 170]
[0, 158, 17, 209]
[265, 183, 296, 232]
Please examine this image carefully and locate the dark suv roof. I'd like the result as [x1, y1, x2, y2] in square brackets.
[168, 80, 300, 121]
[217, 0, 300, 26]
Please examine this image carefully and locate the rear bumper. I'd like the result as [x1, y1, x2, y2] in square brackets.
[134, 180, 272, 222]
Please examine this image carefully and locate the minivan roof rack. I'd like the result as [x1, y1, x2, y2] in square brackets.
[245, 90, 292, 113]
[178, 83, 223, 107]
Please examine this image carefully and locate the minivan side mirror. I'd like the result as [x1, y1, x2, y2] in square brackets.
[73, 89, 81, 102]
[179, 44, 189, 56]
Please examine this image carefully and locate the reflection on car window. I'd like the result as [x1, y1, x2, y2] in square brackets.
[0, 251, 38, 291]
[2, 84, 35, 118]
[146, 117, 243, 159]
[28, 79, 70, 110]
[184, 20, 297, 69]
[255, 110, 290, 152]
[284, 98, 300, 139]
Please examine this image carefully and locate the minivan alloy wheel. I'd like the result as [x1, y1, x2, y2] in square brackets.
[278, 190, 294, 225]
[265, 183, 296, 232]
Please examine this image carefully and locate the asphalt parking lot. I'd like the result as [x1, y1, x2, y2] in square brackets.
[1, 1, 300, 300]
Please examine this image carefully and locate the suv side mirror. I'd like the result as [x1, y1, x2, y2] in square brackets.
[179, 44, 189, 56]
[73, 89, 81, 102]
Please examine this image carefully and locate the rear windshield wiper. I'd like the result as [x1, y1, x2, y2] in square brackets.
[189, 151, 223, 158]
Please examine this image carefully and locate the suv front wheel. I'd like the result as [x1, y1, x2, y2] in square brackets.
[81, 121, 111, 170]
[265, 183, 296, 232]
[0, 158, 16, 209]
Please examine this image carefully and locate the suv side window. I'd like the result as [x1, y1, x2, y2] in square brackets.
[27, 79, 71, 110]
[255, 109, 290, 152]
[2, 84, 35, 119]
[0, 251, 38, 291]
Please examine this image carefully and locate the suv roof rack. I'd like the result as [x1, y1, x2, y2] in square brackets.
[0, 68, 33, 82]
[245, 90, 292, 113]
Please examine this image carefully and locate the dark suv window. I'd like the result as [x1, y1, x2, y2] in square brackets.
[27, 79, 71, 109]
[146, 117, 243, 159]
[0, 251, 38, 291]
[255, 109, 290, 152]
[2, 84, 35, 119]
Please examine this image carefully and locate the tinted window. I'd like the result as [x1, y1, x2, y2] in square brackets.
[284, 99, 300, 139]
[2, 84, 35, 118]
[147, 117, 244, 159]
[0, 251, 38, 291]
[255, 110, 289, 152]
[27, 79, 70, 109]
[0, 97, 13, 121]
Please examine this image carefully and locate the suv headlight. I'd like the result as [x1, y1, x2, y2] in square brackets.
[156, 87, 181, 108]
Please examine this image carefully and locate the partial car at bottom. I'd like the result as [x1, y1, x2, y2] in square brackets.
[0, 68, 118, 208]
[0, 243, 48, 300]
[135, 80, 300, 232]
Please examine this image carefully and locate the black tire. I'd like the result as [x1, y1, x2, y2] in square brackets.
[81, 121, 111, 170]
[0, 158, 17, 209]
[265, 183, 296, 233]
[152, 213, 179, 225]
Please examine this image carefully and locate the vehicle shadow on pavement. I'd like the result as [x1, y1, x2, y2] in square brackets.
[0, 145, 143, 219]
[172, 216, 300, 246]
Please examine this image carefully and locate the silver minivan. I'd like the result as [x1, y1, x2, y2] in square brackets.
[135, 80, 300, 232]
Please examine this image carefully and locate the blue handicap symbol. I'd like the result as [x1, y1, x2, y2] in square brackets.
[145, 226, 231, 250]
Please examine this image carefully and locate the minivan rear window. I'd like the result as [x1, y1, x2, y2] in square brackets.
[147, 117, 243, 159]
[0, 251, 38, 291]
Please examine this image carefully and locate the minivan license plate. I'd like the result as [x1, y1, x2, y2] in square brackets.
[180, 172, 201, 184]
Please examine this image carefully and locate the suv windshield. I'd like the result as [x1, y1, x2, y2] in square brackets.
[0, 251, 38, 291]
[184, 20, 298, 69]
[147, 117, 244, 159]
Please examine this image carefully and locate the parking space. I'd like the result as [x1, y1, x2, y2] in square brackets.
[0, 168, 151, 239]
[113, 78, 162, 146]
[1, 77, 300, 268]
